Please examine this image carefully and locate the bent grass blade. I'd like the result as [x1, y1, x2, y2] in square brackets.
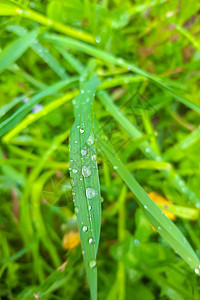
[94, 119, 200, 274]
[0, 29, 38, 73]
[69, 76, 101, 300]
[0, 1, 94, 43]
[7, 25, 68, 80]
[0, 77, 78, 137]
[41, 33, 200, 113]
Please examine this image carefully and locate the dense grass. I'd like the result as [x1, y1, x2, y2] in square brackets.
[0, 0, 200, 299]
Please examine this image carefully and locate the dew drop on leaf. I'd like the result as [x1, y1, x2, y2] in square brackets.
[87, 134, 94, 146]
[81, 150, 87, 156]
[86, 188, 97, 199]
[89, 259, 96, 268]
[82, 226, 88, 232]
[82, 166, 91, 177]
[89, 238, 95, 244]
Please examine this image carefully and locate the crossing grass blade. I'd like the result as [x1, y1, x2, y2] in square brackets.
[0, 77, 78, 137]
[94, 119, 200, 273]
[69, 76, 101, 300]
[41, 33, 200, 113]
[0, 1, 94, 43]
[97, 90, 200, 207]
[0, 29, 38, 73]
[7, 25, 68, 79]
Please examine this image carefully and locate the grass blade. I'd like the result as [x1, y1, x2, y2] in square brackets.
[0, 1, 94, 43]
[94, 119, 200, 273]
[7, 25, 68, 79]
[0, 29, 38, 73]
[69, 76, 101, 300]
[0, 77, 78, 137]
[41, 33, 200, 113]
[97, 90, 200, 207]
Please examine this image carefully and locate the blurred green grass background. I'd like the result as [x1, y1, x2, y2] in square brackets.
[0, 0, 200, 299]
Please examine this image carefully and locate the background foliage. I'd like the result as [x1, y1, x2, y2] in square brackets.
[0, 0, 200, 299]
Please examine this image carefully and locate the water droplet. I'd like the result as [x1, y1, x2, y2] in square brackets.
[96, 36, 101, 43]
[86, 188, 97, 199]
[91, 154, 96, 161]
[80, 129, 84, 133]
[32, 104, 43, 113]
[144, 205, 148, 209]
[89, 259, 96, 268]
[100, 197, 104, 203]
[114, 166, 118, 170]
[89, 238, 95, 244]
[75, 207, 79, 214]
[158, 226, 161, 230]
[82, 166, 91, 177]
[145, 148, 151, 153]
[195, 266, 200, 275]
[87, 134, 94, 146]
[72, 169, 78, 174]
[89, 205, 92, 210]
[134, 239, 140, 246]
[82, 226, 88, 232]
[81, 149, 87, 156]
[81, 89, 84, 94]
[75, 140, 78, 144]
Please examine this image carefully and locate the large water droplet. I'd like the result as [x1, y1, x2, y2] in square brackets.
[86, 188, 97, 199]
[82, 166, 91, 177]
[82, 226, 88, 232]
[89, 259, 96, 268]
[89, 238, 95, 244]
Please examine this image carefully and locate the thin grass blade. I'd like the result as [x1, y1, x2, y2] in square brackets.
[0, 29, 38, 73]
[0, 77, 78, 137]
[94, 119, 200, 273]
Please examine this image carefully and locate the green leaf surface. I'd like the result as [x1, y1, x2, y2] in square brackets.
[0, 29, 38, 73]
[69, 76, 101, 300]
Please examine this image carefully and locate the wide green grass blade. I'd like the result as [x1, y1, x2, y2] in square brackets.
[0, 77, 78, 137]
[94, 119, 200, 273]
[69, 76, 101, 300]
[0, 29, 38, 73]
[41, 33, 200, 113]
[7, 25, 68, 79]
